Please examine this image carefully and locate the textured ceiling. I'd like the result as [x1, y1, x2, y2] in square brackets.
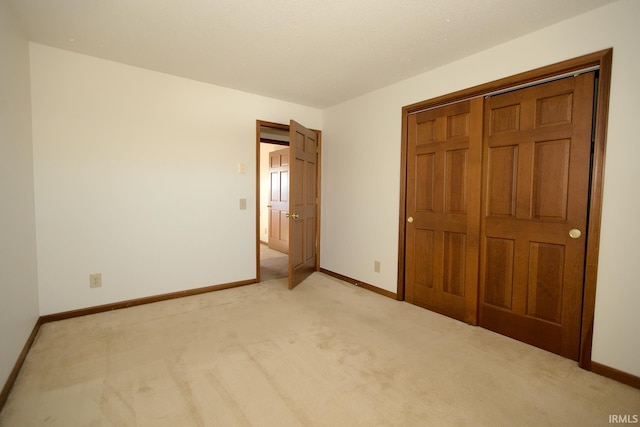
[7, 0, 617, 108]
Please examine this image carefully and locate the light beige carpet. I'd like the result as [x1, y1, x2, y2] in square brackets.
[260, 244, 288, 282]
[1, 273, 638, 426]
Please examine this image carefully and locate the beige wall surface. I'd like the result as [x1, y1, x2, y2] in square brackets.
[0, 2, 40, 387]
[29, 44, 321, 315]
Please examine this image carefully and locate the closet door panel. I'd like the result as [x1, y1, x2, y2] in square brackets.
[479, 73, 595, 360]
[405, 99, 483, 323]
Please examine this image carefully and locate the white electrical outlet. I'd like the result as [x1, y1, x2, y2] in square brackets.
[374, 261, 381, 273]
[90, 273, 102, 288]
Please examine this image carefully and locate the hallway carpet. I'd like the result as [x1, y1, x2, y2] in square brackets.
[1, 273, 638, 426]
[260, 244, 288, 282]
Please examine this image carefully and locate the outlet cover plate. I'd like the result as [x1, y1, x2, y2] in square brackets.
[90, 273, 102, 288]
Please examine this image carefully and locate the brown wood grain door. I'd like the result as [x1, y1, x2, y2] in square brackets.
[479, 72, 595, 360]
[405, 99, 483, 323]
[268, 148, 290, 254]
[288, 120, 318, 289]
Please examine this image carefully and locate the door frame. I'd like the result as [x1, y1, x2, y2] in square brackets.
[397, 49, 613, 369]
[255, 120, 322, 283]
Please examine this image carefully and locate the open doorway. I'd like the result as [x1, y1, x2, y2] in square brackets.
[256, 119, 322, 287]
[257, 121, 290, 282]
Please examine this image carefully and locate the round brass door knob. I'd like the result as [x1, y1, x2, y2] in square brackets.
[569, 228, 582, 239]
[407, 216, 414, 223]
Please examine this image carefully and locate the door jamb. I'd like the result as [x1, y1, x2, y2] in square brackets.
[397, 49, 613, 370]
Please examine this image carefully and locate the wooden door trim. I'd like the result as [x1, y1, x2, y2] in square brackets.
[316, 130, 322, 271]
[397, 48, 613, 370]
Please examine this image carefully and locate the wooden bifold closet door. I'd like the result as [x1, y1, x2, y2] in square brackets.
[404, 72, 596, 360]
[405, 99, 483, 325]
[479, 73, 594, 360]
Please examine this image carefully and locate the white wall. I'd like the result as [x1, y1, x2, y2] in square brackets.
[30, 44, 321, 315]
[321, 0, 640, 377]
[0, 2, 40, 387]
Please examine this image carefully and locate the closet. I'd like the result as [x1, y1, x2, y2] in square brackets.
[398, 50, 612, 365]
